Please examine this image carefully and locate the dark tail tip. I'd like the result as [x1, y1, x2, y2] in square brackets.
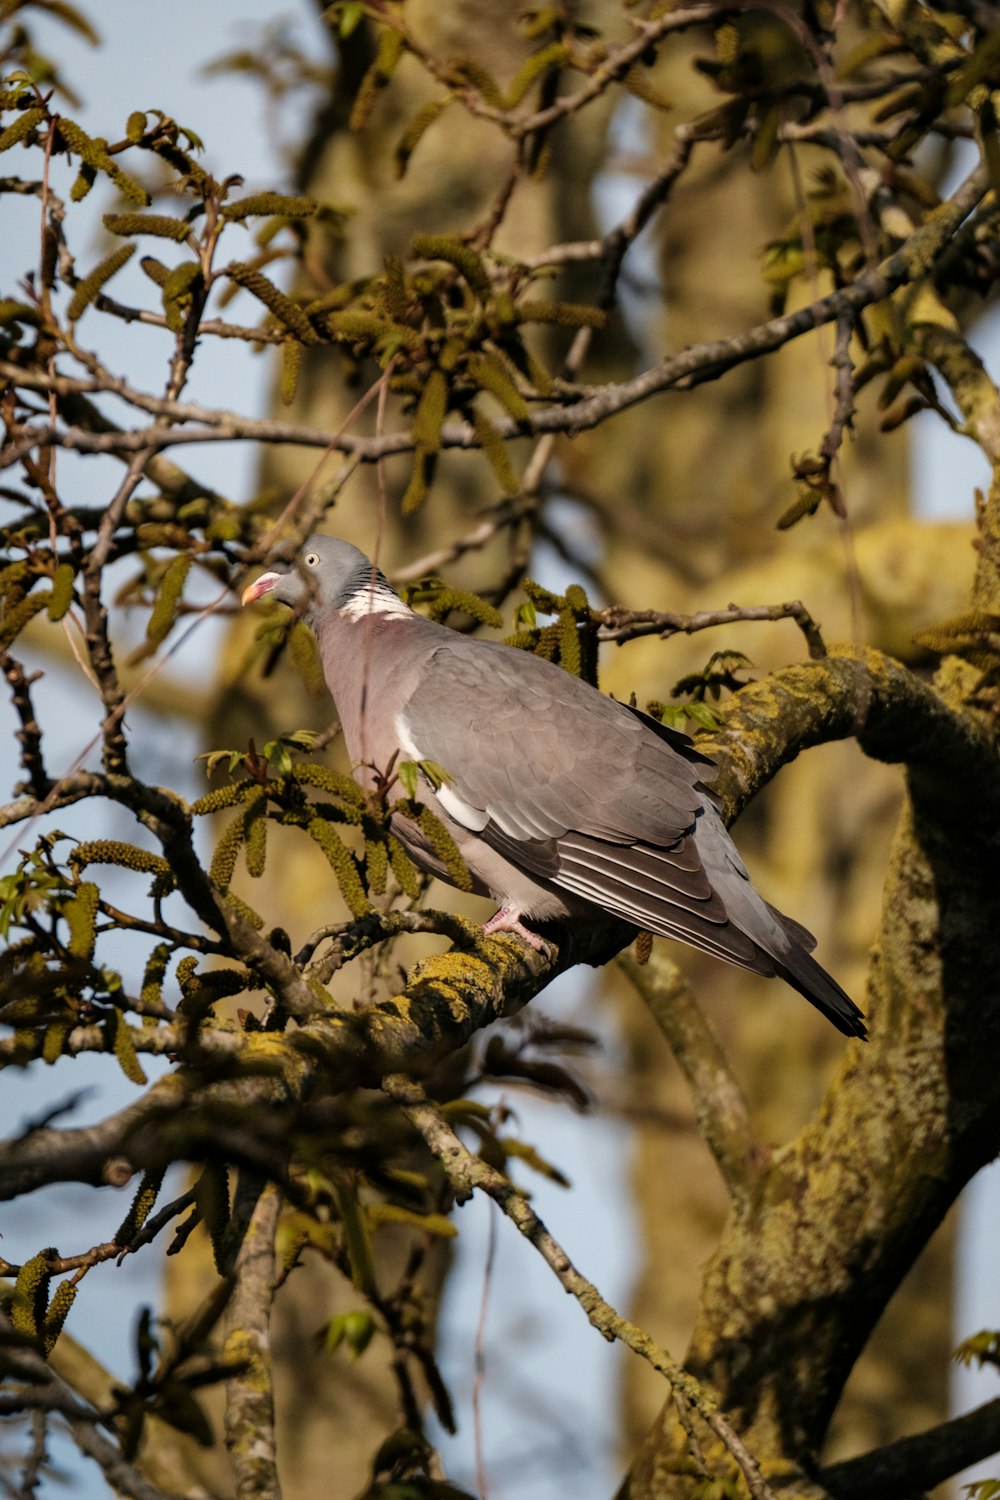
[776, 949, 868, 1039]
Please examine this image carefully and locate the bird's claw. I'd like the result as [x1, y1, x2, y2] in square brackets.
[482, 904, 552, 956]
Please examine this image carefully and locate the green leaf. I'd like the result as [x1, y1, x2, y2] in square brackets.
[366, 1203, 457, 1237]
[397, 760, 419, 799]
[501, 1137, 570, 1187]
[684, 701, 721, 731]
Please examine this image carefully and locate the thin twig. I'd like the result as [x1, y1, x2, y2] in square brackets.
[4, 160, 986, 477]
[473, 1188, 499, 1500]
[223, 1180, 283, 1500]
[383, 1076, 778, 1500]
[596, 599, 827, 660]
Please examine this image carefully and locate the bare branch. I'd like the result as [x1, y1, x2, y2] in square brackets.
[2, 164, 987, 483]
[223, 1180, 283, 1500]
[819, 1395, 1000, 1500]
[596, 599, 827, 659]
[384, 1075, 778, 1500]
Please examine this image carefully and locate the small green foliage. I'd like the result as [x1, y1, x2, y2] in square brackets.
[47, 563, 76, 620]
[66, 243, 136, 322]
[224, 260, 318, 341]
[466, 352, 529, 423]
[244, 787, 268, 877]
[0, 589, 52, 648]
[0, 106, 46, 152]
[106, 1008, 148, 1086]
[387, 835, 422, 898]
[42, 1279, 76, 1355]
[146, 553, 193, 647]
[104, 212, 192, 243]
[671, 650, 752, 721]
[262, 730, 318, 778]
[222, 192, 319, 222]
[280, 338, 303, 406]
[472, 408, 520, 495]
[307, 818, 370, 916]
[350, 24, 405, 132]
[414, 806, 472, 891]
[56, 118, 149, 203]
[396, 758, 452, 801]
[69, 839, 173, 883]
[209, 813, 246, 892]
[63, 881, 98, 961]
[114, 1169, 166, 1249]
[194, 1163, 231, 1274]
[322, 1307, 376, 1359]
[139, 943, 170, 1009]
[0, 837, 73, 941]
[955, 1329, 1000, 1369]
[10, 1251, 54, 1342]
[412, 367, 449, 453]
[411, 234, 490, 298]
[394, 96, 450, 177]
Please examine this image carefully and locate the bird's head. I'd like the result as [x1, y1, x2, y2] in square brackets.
[241, 535, 387, 622]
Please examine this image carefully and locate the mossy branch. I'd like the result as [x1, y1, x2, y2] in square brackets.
[384, 1075, 777, 1500]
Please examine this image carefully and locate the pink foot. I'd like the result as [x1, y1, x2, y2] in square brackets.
[482, 903, 549, 953]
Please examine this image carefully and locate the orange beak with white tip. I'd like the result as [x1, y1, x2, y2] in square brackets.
[241, 572, 282, 606]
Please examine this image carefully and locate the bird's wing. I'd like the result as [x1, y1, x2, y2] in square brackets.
[399, 634, 866, 1036]
[398, 637, 715, 847]
[398, 636, 738, 932]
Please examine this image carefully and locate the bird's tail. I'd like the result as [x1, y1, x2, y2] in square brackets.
[772, 941, 867, 1038]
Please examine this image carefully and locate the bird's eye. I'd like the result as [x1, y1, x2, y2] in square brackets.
[305, 552, 319, 567]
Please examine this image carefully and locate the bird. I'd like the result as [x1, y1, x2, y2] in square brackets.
[242, 534, 866, 1038]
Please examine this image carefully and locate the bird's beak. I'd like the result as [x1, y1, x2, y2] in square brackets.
[241, 571, 281, 606]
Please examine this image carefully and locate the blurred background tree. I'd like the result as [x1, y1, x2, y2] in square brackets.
[1, 2, 998, 1498]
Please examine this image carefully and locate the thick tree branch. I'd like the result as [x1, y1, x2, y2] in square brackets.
[818, 1395, 1000, 1500]
[0, 646, 991, 1208]
[703, 646, 1000, 824]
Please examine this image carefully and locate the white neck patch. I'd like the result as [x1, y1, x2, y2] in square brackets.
[339, 587, 412, 622]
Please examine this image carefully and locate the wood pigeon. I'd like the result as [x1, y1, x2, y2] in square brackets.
[243, 535, 865, 1037]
